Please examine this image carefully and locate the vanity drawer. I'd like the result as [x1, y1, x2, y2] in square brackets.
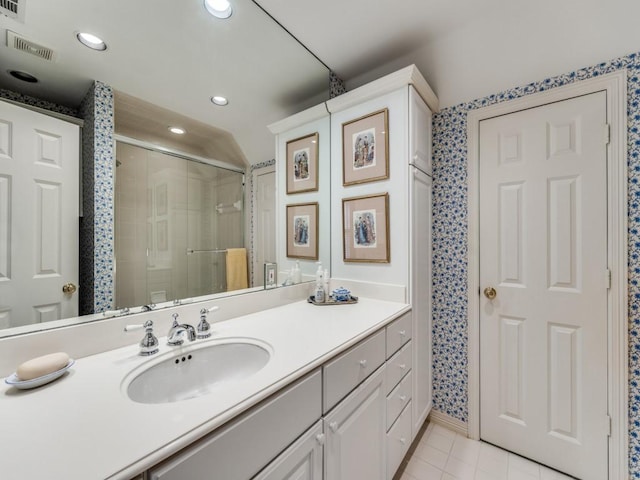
[386, 312, 412, 358]
[323, 329, 386, 413]
[149, 370, 321, 480]
[387, 401, 412, 480]
[386, 341, 412, 395]
[386, 370, 412, 431]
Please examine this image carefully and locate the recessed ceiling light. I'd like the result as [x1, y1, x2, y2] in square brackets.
[168, 127, 186, 135]
[8, 70, 38, 83]
[204, 0, 233, 19]
[211, 96, 228, 106]
[76, 32, 107, 51]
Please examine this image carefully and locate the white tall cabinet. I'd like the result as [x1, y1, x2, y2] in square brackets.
[269, 65, 438, 479]
[327, 66, 437, 449]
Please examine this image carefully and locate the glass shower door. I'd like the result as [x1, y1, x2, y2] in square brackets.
[115, 141, 244, 309]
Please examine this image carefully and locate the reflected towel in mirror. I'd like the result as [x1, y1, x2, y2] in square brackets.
[226, 248, 248, 291]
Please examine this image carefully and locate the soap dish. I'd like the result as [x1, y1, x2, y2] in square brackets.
[308, 295, 358, 306]
[5, 359, 75, 390]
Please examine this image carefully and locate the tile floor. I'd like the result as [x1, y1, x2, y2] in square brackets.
[397, 423, 576, 480]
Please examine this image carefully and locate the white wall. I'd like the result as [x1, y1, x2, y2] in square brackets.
[346, 0, 640, 109]
[275, 115, 331, 283]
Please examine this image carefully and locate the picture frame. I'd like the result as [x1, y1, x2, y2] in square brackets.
[286, 202, 319, 260]
[342, 193, 390, 263]
[286, 132, 319, 194]
[342, 108, 389, 186]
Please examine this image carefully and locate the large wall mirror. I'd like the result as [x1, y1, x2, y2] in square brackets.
[0, 0, 331, 337]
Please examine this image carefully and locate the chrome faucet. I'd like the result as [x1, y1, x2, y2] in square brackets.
[167, 313, 196, 346]
[124, 320, 159, 356]
[197, 305, 219, 339]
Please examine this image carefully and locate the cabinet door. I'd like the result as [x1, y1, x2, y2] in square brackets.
[409, 86, 432, 175]
[253, 420, 323, 480]
[148, 370, 321, 480]
[324, 366, 386, 480]
[411, 168, 433, 437]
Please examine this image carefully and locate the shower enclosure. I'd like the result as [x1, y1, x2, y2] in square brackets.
[114, 141, 245, 309]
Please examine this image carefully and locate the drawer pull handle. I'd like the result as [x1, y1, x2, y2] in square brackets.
[316, 433, 326, 445]
[329, 422, 339, 433]
[359, 360, 367, 368]
[400, 437, 407, 445]
[399, 330, 406, 337]
[399, 395, 407, 402]
[399, 363, 407, 370]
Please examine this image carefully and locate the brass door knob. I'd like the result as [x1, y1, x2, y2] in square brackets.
[483, 287, 497, 300]
[62, 283, 77, 294]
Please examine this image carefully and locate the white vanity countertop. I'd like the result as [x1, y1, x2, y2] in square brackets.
[0, 297, 409, 480]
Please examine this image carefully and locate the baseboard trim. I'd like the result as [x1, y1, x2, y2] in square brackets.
[428, 410, 468, 437]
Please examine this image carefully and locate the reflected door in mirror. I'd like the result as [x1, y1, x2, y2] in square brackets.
[253, 166, 276, 286]
[0, 101, 80, 329]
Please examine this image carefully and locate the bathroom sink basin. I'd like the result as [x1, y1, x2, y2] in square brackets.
[125, 340, 271, 404]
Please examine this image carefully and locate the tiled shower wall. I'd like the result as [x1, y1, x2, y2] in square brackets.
[431, 51, 640, 475]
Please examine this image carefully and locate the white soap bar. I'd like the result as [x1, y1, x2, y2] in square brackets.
[16, 352, 70, 381]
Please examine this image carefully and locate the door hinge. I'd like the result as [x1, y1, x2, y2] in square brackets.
[606, 414, 612, 437]
[606, 269, 611, 289]
[604, 124, 611, 145]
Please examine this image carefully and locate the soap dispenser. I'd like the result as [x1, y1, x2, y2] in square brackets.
[293, 260, 301, 284]
[314, 262, 325, 303]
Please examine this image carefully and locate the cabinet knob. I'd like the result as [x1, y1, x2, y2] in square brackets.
[400, 437, 407, 445]
[399, 330, 406, 337]
[400, 395, 407, 402]
[359, 360, 367, 368]
[316, 433, 326, 445]
[329, 422, 339, 433]
[399, 363, 407, 370]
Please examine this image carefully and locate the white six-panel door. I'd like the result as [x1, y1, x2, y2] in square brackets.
[0, 100, 79, 327]
[253, 167, 276, 286]
[479, 91, 608, 479]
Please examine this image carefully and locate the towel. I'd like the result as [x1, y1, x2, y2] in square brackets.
[226, 248, 248, 291]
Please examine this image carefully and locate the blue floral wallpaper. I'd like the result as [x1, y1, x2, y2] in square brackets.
[79, 81, 115, 314]
[0, 89, 79, 117]
[329, 71, 347, 98]
[431, 52, 640, 474]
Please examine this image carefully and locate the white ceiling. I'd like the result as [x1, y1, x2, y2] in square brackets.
[259, 0, 640, 108]
[0, 0, 329, 166]
[2, 0, 640, 165]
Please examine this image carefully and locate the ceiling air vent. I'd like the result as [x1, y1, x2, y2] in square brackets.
[0, 0, 25, 22]
[7, 30, 56, 62]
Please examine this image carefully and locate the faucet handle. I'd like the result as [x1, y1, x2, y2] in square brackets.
[171, 312, 180, 327]
[104, 307, 130, 318]
[197, 306, 219, 339]
[125, 320, 159, 356]
[200, 306, 219, 315]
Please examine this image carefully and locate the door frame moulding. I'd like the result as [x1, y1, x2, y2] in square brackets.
[466, 70, 628, 479]
[250, 163, 276, 287]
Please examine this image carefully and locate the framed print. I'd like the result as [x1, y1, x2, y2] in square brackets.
[342, 108, 389, 186]
[286, 132, 319, 194]
[342, 193, 390, 263]
[286, 202, 318, 260]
